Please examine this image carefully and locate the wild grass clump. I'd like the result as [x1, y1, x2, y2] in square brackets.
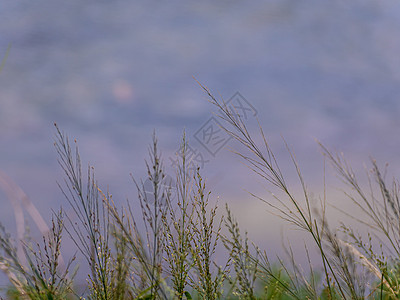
[0, 87, 400, 299]
[0, 209, 75, 299]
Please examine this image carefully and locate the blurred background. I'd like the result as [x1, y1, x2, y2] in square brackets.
[1, 0, 400, 292]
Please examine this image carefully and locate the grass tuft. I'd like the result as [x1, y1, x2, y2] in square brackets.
[1, 93, 400, 299]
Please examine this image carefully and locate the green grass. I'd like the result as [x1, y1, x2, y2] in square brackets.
[1, 87, 399, 299]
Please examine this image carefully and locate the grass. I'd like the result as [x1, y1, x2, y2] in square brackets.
[0, 87, 400, 299]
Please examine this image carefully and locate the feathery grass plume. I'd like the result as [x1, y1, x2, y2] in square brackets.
[21, 209, 76, 299]
[199, 82, 400, 299]
[189, 168, 227, 300]
[319, 144, 400, 254]
[319, 144, 400, 298]
[340, 226, 400, 297]
[280, 243, 322, 299]
[251, 246, 298, 299]
[102, 192, 152, 299]
[0, 210, 76, 300]
[198, 82, 348, 298]
[321, 223, 368, 299]
[103, 133, 170, 299]
[0, 171, 74, 299]
[0, 222, 29, 298]
[131, 132, 169, 299]
[54, 124, 116, 299]
[232, 221, 318, 299]
[162, 133, 195, 299]
[110, 224, 134, 299]
[222, 204, 258, 299]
